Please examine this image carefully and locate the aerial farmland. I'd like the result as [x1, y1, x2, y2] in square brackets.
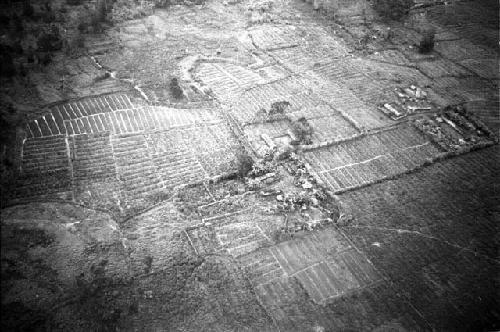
[1, 0, 498, 331]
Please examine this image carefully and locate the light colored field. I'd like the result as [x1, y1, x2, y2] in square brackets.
[187, 218, 271, 258]
[267, 228, 380, 304]
[305, 124, 443, 192]
[13, 97, 240, 207]
[248, 26, 299, 51]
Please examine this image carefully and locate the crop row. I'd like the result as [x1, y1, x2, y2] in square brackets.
[21, 135, 69, 174]
[303, 73, 388, 130]
[26, 94, 134, 138]
[111, 135, 165, 197]
[7, 171, 73, 201]
[71, 133, 117, 180]
[194, 62, 266, 102]
[316, 142, 440, 192]
[249, 26, 298, 51]
[230, 76, 325, 124]
[63, 106, 222, 136]
[238, 248, 284, 286]
[306, 125, 433, 171]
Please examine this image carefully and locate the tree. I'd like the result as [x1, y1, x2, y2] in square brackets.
[291, 117, 313, 145]
[170, 77, 184, 99]
[418, 27, 435, 53]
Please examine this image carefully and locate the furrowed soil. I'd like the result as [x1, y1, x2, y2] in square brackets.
[1, 0, 499, 331]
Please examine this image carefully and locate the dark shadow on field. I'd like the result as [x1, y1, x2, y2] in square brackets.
[338, 146, 500, 331]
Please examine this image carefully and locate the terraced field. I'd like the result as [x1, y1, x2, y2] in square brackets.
[7, 94, 241, 212]
[1, 0, 498, 331]
[26, 94, 135, 138]
[188, 211, 393, 329]
[9, 135, 73, 201]
[304, 124, 443, 193]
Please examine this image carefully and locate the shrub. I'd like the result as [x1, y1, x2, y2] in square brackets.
[372, 0, 412, 21]
[253, 100, 290, 123]
[418, 28, 435, 53]
[170, 77, 184, 99]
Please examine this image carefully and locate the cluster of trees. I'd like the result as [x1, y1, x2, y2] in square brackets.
[0, 0, 209, 79]
[109, 0, 205, 22]
[0, 1, 80, 78]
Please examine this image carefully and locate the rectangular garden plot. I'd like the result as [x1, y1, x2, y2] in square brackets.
[187, 219, 270, 258]
[71, 133, 117, 181]
[194, 62, 265, 102]
[303, 71, 389, 130]
[249, 26, 299, 51]
[216, 222, 271, 257]
[111, 134, 165, 198]
[27, 94, 136, 138]
[144, 131, 207, 189]
[8, 135, 73, 201]
[308, 114, 359, 143]
[305, 124, 443, 193]
[21, 135, 69, 175]
[238, 249, 284, 286]
[268, 228, 379, 305]
[254, 277, 314, 331]
[7, 169, 72, 202]
[294, 250, 380, 305]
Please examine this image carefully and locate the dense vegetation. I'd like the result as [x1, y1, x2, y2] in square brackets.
[372, 0, 412, 21]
